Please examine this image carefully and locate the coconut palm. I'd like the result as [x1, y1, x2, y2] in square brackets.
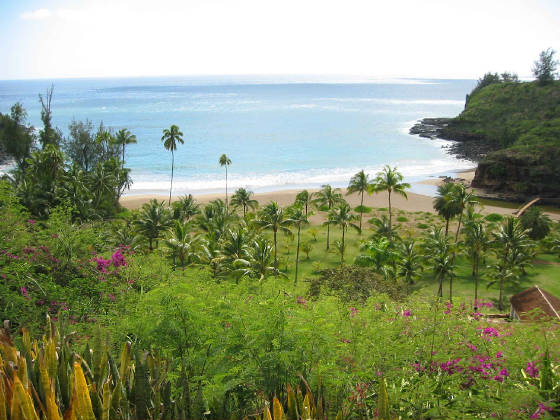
[313, 185, 343, 250]
[423, 227, 455, 299]
[172, 194, 200, 221]
[295, 190, 314, 218]
[355, 236, 398, 277]
[113, 128, 137, 168]
[347, 169, 371, 232]
[134, 199, 173, 251]
[325, 201, 360, 264]
[287, 204, 309, 284]
[463, 219, 489, 305]
[165, 221, 200, 268]
[397, 239, 423, 291]
[450, 183, 477, 243]
[231, 188, 258, 218]
[490, 217, 534, 310]
[161, 125, 184, 205]
[255, 202, 292, 268]
[520, 207, 552, 240]
[233, 237, 284, 281]
[196, 199, 230, 242]
[219, 154, 232, 210]
[369, 165, 410, 234]
[433, 182, 462, 236]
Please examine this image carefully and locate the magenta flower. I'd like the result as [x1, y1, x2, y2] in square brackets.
[467, 343, 478, 352]
[403, 309, 411, 317]
[496, 351, 503, 358]
[526, 361, 539, 378]
[111, 249, 127, 267]
[28, 219, 35, 225]
[482, 327, 499, 337]
[20, 286, 30, 300]
[349, 307, 358, 317]
[341, 338, 350, 344]
[500, 368, 509, 377]
[493, 375, 504, 383]
[531, 403, 553, 419]
[108, 293, 115, 301]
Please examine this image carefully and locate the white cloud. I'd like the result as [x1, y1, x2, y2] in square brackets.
[20, 8, 52, 20]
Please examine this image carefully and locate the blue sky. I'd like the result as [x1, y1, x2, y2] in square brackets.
[2, 0, 560, 80]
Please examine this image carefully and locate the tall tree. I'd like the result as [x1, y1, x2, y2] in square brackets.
[255, 201, 292, 268]
[219, 154, 232, 211]
[287, 204, 309, 285]
[134, 199, 172, 251]
[161, 125, 184, 205]
[172, 194, 200, 221]
[231, 188, 258, 218]
[38, 85, 61, 148]
[0, 103, 35, 169]
[463, 219, 489, 305]
[533, 48, 558, 85]
[369, 166, 410, 235]
[450, 184, 477, 243]
[397, 239, 423, 292]
[433, 182, 461, 236]
[347, 169, 371, 232]
[490, 217, 534, 310]
[113, 128, 137, 168]
[295, 190, 313, 218]
[313, 185, 343, 250]
[423, 227, 455, 300]
[165, 221, 200, 268]
[325, 201, 360, 264]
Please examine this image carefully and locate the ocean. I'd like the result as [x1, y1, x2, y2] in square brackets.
[0, 75, 477, 196]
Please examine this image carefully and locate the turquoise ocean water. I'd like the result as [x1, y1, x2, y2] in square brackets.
[0, 75, 476, 196]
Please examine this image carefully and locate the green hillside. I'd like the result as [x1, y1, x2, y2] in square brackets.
[442, 81, 560, 201]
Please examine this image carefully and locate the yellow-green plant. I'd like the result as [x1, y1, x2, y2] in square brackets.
[0, 316, 171, 420]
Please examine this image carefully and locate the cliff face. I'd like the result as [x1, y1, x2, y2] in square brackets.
[417, 81, 560, 203]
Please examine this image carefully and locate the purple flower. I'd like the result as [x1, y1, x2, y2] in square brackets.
[482, 327, 499, 337]
[341, 338, 350, 343]
[28, 219, 35, 225]
[496, 351, 503, 358]
[296, 296, 307, 305]
[20, 286, 30, 300]
[493, 375, 504, 383]
[526, 361, 539, 378]
[111, 249, 127, 267]
[531, 403, 553, 419]
[349, 307, 358, 317]
[500, 368, 509, 377]
[108, 293, 115, 302]
[467, 343, 478, 352]
[93, 256, 111, 273]
[403, 309, 411, 317]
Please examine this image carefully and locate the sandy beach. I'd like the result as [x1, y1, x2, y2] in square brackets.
[120, 169, 559, 222]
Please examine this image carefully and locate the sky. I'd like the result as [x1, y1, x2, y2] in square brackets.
[1, 0, 560, 80]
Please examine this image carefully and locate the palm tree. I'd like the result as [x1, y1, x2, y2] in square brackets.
[219, 154, 232, 210]
[397, 239, 423, 292]
[463, 219, 489, 305]
[287, 204, 309, 284]
[231, 188, 258, 217]
[347, 169, 371, 232]
[369, 165, 410, 234]
[134, 199, 172, 251]
[450, 184, 477, 243]
[433, 182, 461, 236]
[233, 237, 284, 282]
[161, 125, 184, 205]
[491, 217, 534, 310]
[313, 185, 343, 250]
[172, 194, 200, 221]
[295, 190, 313, 218]
[423, 227, 455, 300]
[165, 221, 200, 268]
[355, 236, 398, 277]
[325, 201, 360, 264]
[255, 202, 292, 268]
[113, 128, 137, 168]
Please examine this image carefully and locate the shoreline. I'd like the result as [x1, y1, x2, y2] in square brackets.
[119, 169, 558, 220]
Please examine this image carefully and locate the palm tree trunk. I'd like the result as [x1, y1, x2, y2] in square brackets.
[225, 166, 228, 211]
[243, 204, 246, 218]
[341, 226, 345, 264]
[326, 223, 330, 250]
[445, 218, 450, 236]
[455, 211, 463, 243]
[295, 224, 301, 285]
[169, 150, 174, 206]
[273, 229, 278, 268]
[499, 271, 504, 311]
[474, 256, 479, 308]
[359, 190, 364, 233]
[437, 274, 443, 297]
[122, 144, 125, 169]
[388, 190, 392, 234]
[449, 275, 453, 303]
